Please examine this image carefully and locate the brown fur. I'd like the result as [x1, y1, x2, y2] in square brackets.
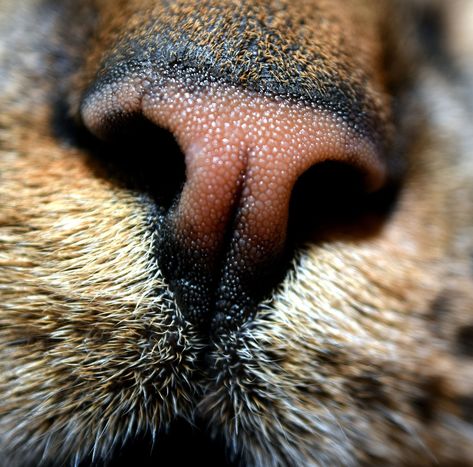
[1, 0, 473, 465]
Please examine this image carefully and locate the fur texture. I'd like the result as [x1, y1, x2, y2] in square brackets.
[1, 0, 473, 465]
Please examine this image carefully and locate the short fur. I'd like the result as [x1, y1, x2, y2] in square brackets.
[1, 0, 473, 465]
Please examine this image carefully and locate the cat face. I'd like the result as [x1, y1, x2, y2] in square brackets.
[1, 1, 473, 465]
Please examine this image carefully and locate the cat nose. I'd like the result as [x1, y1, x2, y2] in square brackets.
[81, 75, 389, 332]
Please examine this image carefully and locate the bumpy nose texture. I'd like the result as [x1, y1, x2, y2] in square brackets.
[82, 80, 385, 330]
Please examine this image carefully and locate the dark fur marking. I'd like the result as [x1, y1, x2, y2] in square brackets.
[458, 395, 473, 424]
[429, 290, 452, 322]
[456, 325, 473, 357]
[410, 377, 446, 424]
[428, 290, 454, 338]
[6, 333, 58, 350]
[411, 395, 435, 423]
[345, 372, 391, 409]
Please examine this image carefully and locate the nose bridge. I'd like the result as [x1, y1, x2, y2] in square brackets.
[79, 0, 387, 118]
[79, 0, 391, 331]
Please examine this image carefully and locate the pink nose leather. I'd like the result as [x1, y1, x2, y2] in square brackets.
[82, 79, 387, 330]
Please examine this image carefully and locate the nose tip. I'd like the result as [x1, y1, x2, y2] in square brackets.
[81, 79, 387, 331]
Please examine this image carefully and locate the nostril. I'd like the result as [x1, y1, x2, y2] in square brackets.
[290, 161, 376, 237]
[81, 108, 187, 209]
